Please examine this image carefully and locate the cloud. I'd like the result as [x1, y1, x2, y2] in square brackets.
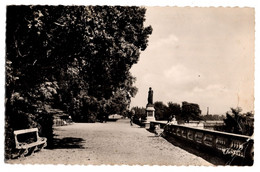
[130, 7, 254, 114]
[149, 34, 179, 49]
[193, 84, 228, 93]
[163, 64, 198, 85]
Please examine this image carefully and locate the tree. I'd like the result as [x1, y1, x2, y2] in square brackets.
[131, 106, 146, 119]
[6, 5, 152, 120]
[154, 101, 168, 120]
[223, 107, 254, 136]
[166, 102, 181, 121]
[181, 101, 202, 122]
[5, 5, 152, 157]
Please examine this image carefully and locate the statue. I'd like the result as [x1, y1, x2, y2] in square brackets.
[147, 87, 153, 105]
[145, 87, 155, 125]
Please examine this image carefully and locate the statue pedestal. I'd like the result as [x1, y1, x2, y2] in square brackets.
[144, 104, 156, 129]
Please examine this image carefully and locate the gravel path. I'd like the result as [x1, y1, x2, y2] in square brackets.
[6, 119, 214, 165]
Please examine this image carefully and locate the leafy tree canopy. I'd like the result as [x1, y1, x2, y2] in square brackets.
[154, 101, 168, 120]
[6, 5, 152, 122]
[223, 107, 254, 136]
[5, 5, 152, 157]
[181, 101, 202, 122]
[131, 106, 146, 119]
[166, 102, 181, 120]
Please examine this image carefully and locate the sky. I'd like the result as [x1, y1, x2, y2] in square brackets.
[130, 7, 255, 115]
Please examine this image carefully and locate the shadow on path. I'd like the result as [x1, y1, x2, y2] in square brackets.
[49, 137, 86, 149]
[146, 128, 225, 166]
[163, 136, 226, 166]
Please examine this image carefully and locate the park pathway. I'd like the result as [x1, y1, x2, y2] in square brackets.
[7, 119, 214, 165]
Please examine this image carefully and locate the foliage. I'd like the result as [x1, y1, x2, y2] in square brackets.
[166, 102, 181, 121]
[135, 101, 202, 122]
[6, 5, 152, 118]
[181, 101, 202, 122]
[223, 107, 254, 136]
[154, 101, 168, 120]
[130, 106, 146, 126]
[5, 5, 152, 158]
[131, 106, 146, 119]
[201, 114, 225, 121]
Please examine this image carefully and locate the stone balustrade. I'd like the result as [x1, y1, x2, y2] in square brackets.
[150, 121, 254, 164]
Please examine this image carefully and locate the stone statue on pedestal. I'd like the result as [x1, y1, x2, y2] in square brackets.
[145, 87, 155, 128]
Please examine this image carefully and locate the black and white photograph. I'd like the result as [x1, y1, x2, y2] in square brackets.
[2, 0, 258, 169]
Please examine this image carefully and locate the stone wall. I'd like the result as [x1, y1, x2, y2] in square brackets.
[150, 121, 254, 165]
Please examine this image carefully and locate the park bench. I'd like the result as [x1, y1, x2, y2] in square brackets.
[13, 128, 47, 157]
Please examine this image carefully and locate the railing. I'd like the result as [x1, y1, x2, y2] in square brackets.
[150, 121, 254, 163]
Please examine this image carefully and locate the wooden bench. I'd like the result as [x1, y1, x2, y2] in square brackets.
[13, 128, 47, 157]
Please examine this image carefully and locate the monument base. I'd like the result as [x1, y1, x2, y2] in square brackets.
[144, 122, 150, 129]
[146, 116, 156, 122]
[144, 105, 156, 129]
